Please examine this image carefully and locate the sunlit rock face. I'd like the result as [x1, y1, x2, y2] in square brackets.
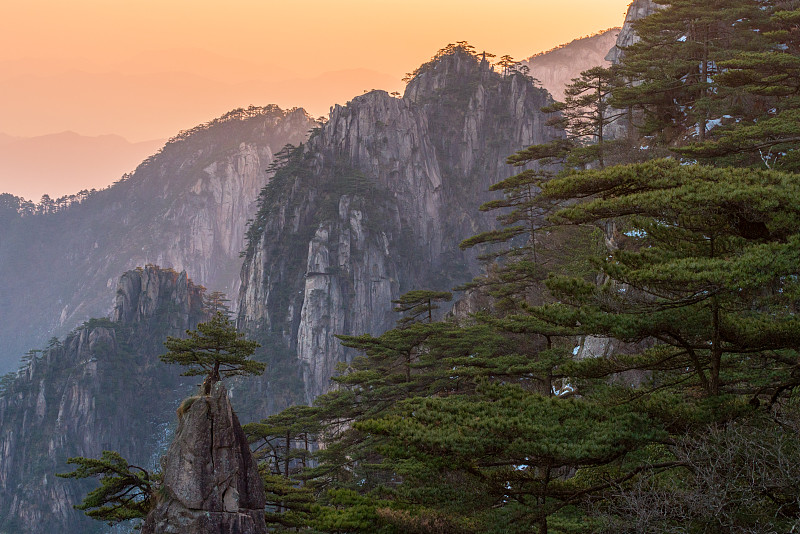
[142, 382, 266, 534]
[238, 49, 563, 405]
[0, 106, 317, 374]
[0, 266, 207, 533]
[522, 28, 621, 100]
[605, 0, 662, 64]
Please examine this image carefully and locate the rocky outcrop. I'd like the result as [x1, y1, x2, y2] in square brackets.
[237, 47, 563, 405]
[0, 106, 317, 374]
[522, 28, 621, 100]
[605, 0, 662, 64]
[142, 382, 266, 534]
[0, 266, 207, 533]
[604, 0, 663, 140]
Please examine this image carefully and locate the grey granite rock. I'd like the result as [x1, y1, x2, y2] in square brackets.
[142, 382, 266, 534]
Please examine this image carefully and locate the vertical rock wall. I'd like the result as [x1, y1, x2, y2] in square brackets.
[605, 0, 662, 64]
[238, 49, 563, 405]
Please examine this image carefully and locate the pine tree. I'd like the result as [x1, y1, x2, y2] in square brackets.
[613, 0, 767, 144]
[544, 66, 627, 168]
[391, 290, 452, 326]
[534, 159, 800, 401]
[244, 405, 320, 531]
[203, 290, 232, 316]
[160, 311, 264, 385]
[677, 5, 800, 169]
[56, 450, 156, 525]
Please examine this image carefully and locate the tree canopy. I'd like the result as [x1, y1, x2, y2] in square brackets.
[56, 450, 156, 525]
[160, 311, 264, 383]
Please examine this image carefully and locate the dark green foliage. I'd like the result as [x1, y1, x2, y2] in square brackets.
[160, 311, 263, 382]
[391, 290, 452, 326]
[203, 290, 231, 316]
[358, 383, 665, 530]
[544, 65, 627, 168]
[537, 159, 800, 397]
[0, 371, 16, 395]
[673, 2, 800, 169]
[244, 405, 321, 530]
[612, 0, 768, 143]
[56, 450, 156, 525]
[241, 143, 303, 259]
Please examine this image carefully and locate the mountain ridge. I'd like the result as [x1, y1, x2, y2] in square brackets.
[0, 265, 208, 533]
[522, 27, 621, 100]
[237, 46, 563, 404]
[0, 105, 317, 373]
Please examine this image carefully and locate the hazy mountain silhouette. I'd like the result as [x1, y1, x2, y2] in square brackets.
[0, 132, 164, 200]
[523, 28, 620, 99]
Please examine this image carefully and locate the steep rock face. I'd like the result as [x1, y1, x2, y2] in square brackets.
[0, 266, 207, 533]
[605, 0, 662, 64]
[522, 28, 621, 99]
[142, 382, 266, 534]
[604, 0, 663, 140]
[0, 106, 317, 374]
[237, 49, 562, 405]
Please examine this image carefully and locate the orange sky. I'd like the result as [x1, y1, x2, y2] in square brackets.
[0, 0, 632, 198]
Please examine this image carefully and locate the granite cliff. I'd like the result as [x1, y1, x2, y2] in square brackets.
[0, 266, 207, 533]
[522, 28, 621, 100]
[237, 46, 563, 404]
[0, 106, 317, 374]
[605, 0, 662, 65]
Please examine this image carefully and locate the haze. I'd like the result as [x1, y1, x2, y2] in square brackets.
[0, 0, 632, 199]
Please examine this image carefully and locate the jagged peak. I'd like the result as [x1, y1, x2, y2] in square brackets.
[0, 265, 206, 397]
[165, 105, 313, 147]
[404, 42, 490, 80]
[113, 264, 207, 326]
[403, 43, 494, 98]
[402, 42, 541, 104]
[325, 89, 407, 126]
[606, 0, 662, 64]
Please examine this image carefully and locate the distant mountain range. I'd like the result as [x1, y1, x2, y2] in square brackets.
[523, 28, 621, 99]
[0, 106, 317, 374]
[0, 132, 164, 200]
[0, 49, 400, 143]
[0, 33, 620, 201]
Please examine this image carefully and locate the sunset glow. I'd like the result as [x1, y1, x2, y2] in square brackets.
[0, 0, 633, 198]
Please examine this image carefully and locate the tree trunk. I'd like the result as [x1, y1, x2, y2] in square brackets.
[709, 235, 720, 395]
